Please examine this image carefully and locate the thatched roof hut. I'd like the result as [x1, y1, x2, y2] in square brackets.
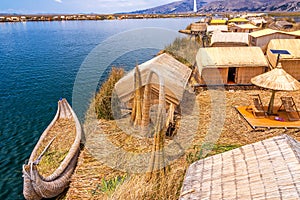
[249, 29, 297, 49]
[114, 53, 192, 106]
[190, 23, 207, 35]
[266, 39, 300, 80]
[180, 135, 300, 200]
[196, 47, 268, 85]
[210, 31, 249, 47]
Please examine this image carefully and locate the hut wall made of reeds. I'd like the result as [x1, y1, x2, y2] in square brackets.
[114, 53, 192, 107]
[249, 29, 297, 48]
[180, 135, 300, 200]
[267, 39, 300, 80]
[196, 47, 268, 85]
[190, 23, 207, 35]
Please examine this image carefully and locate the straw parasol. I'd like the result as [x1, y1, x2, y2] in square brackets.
[251, 64, 300, 114]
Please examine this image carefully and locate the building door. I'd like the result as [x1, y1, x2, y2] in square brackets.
[228, 67, 236, 84]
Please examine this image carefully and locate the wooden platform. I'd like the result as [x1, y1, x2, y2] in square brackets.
[236, 106, 300, 129]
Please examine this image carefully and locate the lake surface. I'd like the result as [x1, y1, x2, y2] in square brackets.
[0, 18, 197, 199]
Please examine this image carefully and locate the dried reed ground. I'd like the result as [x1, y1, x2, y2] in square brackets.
[66, 89, 300, 200]
[34, 118, 76, 177]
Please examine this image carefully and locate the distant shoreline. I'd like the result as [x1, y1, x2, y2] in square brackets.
[1, 12, 299, 23]
[0, 13, 204, 23]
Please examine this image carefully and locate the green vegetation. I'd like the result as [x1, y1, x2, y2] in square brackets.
[92, 175, 127, 196]
[186, 143, 241, 164]
[164, 37, 201, 67]
[94, 67, 124, 120]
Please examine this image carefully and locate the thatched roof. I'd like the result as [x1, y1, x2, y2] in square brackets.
[251, 64, 300, 91]
[114, 53, 192, 105]
[289, 30, 300, 37]
[196, 47, 268, 72]
[210, 31, 249, 46]
[234, 23, 259, 30]
[267, 39, 300, 68]
[180, 134, 300, 200]
[206, 25, 228, 33]
[249, 28, 296, 38]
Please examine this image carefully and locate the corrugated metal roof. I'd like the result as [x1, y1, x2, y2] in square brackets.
[210, 31, 249, 46]
[180, 135, 300, 200]
[196, 47, 268, 71]
[114, 53, 192, 105]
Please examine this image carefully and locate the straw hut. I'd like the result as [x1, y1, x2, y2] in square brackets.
[196, 47, 268, 85]
[114, 53, 192, 108]
[229, 23, 259, 33]
[249, 29, 297, 49]
[190, 23, 207, 36]
[180, 135, 300, 200]
[266, 39, 300, 80]
[210, 31, 249, 47]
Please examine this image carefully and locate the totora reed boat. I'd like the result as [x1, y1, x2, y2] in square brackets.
[22, 98, 82, 200]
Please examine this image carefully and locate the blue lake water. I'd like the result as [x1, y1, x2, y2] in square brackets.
[0, 18, 197, 199]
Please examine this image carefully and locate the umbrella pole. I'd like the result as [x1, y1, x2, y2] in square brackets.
[268, 90, 276, 115]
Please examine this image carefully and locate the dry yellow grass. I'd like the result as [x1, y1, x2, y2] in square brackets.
[66, 88, 300, 199]
[35, 118, 76, 177]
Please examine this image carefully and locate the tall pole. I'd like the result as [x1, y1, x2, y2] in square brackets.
[193, 0, 197, 12]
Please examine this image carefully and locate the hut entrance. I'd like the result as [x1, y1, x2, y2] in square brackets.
[228, 67, 236, 84]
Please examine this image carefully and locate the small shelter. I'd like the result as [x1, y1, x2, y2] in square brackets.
[229, 23, 259, 33]
[266, 39, 300, 80]
[190, 23, 207, 36]
[249, 29, 296, 49]
[114, 53, 192, 107]
[210, 31, 249, 47]
[180, 135, 300, 200]
[196, 47, 268, 85]
[251, 64, 300, 114]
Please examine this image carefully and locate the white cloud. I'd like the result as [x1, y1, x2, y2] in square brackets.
[54, 0, 63, 3]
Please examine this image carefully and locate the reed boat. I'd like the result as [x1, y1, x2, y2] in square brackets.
[22, 98, 82, 200]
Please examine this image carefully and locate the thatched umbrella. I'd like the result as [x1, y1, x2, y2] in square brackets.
[251, 64, 300, 114]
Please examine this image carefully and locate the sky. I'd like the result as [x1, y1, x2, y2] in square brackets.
[0, 0, 177, 14]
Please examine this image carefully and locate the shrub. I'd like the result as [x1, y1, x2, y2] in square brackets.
[94, 67, 124, 120]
